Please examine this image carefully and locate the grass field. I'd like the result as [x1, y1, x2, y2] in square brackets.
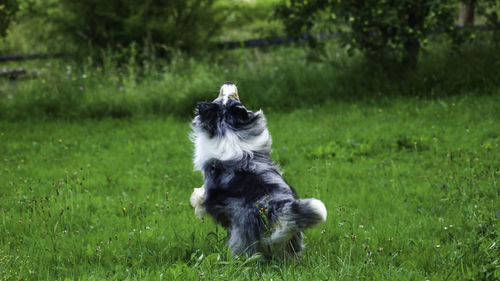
[1, 94, 499, 280]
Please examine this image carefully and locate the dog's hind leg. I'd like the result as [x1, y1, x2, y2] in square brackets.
[269, 199, 326, 244]
[227, 226, 258, 256]
[227, 215, 261, 256]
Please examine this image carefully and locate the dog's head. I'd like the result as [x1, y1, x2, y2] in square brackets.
[193, 82, 263, 138]
[191, 82, 272, 170]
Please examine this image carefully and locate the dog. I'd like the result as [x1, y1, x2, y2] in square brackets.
[189, 82, 326, 258]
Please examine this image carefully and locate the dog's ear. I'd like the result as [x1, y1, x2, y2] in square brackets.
[229, 104, 249, 122]
[197, 102, 218, 117]
[197, 102, 220, 137]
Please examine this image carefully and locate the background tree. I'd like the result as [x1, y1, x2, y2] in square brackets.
[0, 0, 19, 37]
[276, 0, 457, 66]
[459, 0, 476, 26]
[52, 0, 225, 60]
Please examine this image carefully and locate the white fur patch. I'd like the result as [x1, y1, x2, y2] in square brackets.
[309, 198, 327, 222]
[191, 111, 271, 171]
[190, 186, 207, 219]
[219, 84, 238, 104]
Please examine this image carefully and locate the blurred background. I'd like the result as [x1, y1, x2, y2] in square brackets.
[0, 0, 499, 119]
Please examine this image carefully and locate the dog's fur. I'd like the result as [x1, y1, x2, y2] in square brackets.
[190, 82, 326, 258]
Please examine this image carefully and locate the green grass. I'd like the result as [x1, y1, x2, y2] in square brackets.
[1, 94, 499, 280]
[2, 38, 500, 121]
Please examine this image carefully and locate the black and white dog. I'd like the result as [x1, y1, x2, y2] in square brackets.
[190, 82, 326, 258]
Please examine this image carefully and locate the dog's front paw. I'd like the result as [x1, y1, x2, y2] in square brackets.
[190, 185, 207, 219]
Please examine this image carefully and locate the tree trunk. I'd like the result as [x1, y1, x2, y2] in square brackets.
[404, 5, 424, 67]
[458, 0, 476, 26]
[403, 38, 420, 67]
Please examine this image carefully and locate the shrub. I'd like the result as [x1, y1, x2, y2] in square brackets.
[52, 0, 225, 60]
[275, 0, 458, 65]
[0, 0, 19, 37]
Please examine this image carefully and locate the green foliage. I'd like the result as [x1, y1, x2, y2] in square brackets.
[2, 39, 500, 120]
[0, 0, 283, 55]
[452, 0, 500, 45]
[0, 0, 69, 54]
[52, 0, 225, 59]
[0, 0, 18, 37]
[215, 0, 283, 41]
[276, 0, 458, 64]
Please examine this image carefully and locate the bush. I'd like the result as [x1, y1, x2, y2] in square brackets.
[52, 0, 225, 60]
[0, 0, 19, 37]
[1, 38, 499, 121]
[275, 0, 458, 65]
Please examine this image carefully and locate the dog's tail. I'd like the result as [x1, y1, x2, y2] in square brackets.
[268, 198, 327, 244]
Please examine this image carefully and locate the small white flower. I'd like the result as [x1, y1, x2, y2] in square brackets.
[82, 74, 87, 78]
[436, 244, 440, 248]
[444, 226, 448, 230]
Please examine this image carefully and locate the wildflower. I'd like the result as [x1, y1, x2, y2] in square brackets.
[224, 69, 229, 73]
[79, 86, 84, 91]
[82, 74, 87, 79]
[436, 244, 440, 248]
[65, 76, 70, 79]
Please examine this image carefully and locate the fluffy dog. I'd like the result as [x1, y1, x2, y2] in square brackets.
[190, 82, 326, 258]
